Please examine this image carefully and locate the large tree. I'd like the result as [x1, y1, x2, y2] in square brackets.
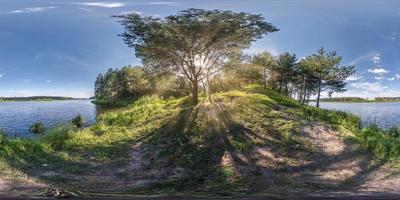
[305, 48, 355, 108]
[115, 9, 278, 104]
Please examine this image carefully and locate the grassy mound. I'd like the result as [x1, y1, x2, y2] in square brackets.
[1, 88, 396, 196]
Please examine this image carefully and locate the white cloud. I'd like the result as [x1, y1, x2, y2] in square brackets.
[350, 81, 388, 93]
[368, 68, 389, 74]
[77, 7, 93, 12]
[147, 2, 178, 5]
[387, 77, 395, 81]
[347, 53, 376, 65]
[245, 47, 279, 56]
[46, 80, 51, 83]
[0, 74, 3, 78]
[382, 31, 397, 40]
[16, 90, 32, 96]
[23, 79, 31, 83]
[374, 76, 385, 80]
[35, 53, 90, 68]
[345, 75, 362, 82]
[324, 89, 400, 99]
[395, 73, 400, 79]
[371, 54, 381, 64]
[3, 89, 93, 98]
[75, 2, 125, 8]
[8, 7, 56, 14]
[119, 10, 143, 15]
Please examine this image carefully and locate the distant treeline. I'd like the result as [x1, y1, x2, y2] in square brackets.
[319, 97, 400, 102]
[0, 96, 75, 101]
[319, 97, 367, 102]
[374, 97, 400, 102]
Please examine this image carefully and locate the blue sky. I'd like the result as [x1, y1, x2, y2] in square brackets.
[1, 0, 400, 98]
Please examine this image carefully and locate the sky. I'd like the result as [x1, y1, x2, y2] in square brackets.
[1, 0, 400, 98]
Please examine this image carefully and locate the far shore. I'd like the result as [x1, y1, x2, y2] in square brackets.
[311, 97, 400, 103]
[0, 96, 89, 102]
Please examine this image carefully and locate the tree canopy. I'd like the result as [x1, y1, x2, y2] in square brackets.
[94, 66, 150, 101]
[115, 8, 278, 104]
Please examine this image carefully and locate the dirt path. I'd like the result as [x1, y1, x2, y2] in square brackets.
[300, 122, 400, 195]
[0, 175, 46, 197]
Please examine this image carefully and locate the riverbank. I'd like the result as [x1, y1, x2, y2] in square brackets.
[91, 99, 134, 107]
[1, 88, 400, 198]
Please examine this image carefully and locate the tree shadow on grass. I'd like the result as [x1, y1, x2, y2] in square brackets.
[0, 93, 392, 197]
[136, 99, 388, 196]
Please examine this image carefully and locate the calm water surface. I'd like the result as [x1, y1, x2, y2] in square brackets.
[0, 100, 101, 137]
[316, 102, 400, 129]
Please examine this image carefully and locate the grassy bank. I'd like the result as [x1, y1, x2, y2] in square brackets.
[357, 125, 400, 161]
[91, 99, 136, 107]
[0, 88, 398, 196]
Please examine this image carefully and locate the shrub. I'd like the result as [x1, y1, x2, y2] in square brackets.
[71, 115, 84, 128]
[29, 122, 45, 134]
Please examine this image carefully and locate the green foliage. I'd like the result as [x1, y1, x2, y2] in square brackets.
[115, 8, 278, 104]
[220, 47, 355, 107]
[275, 52, 298, 95]
[301, 47, 355, 107]
[252, 51, 277, 89]
[95, 65, 150, 102]
[71, 115, 84, 128]
[0, 95, 186, 177]
[0, 131, 7, 144]
[91, 99, 133, 107]
[29, 122, 45, 134]
[357, 125, 400, 161]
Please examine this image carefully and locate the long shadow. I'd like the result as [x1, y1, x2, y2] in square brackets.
[206, 100, 386, 194]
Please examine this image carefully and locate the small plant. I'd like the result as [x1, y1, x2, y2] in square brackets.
[71, 115, 84, 128]
[0, 130, 7, 144]
[29, 122, 45, 134]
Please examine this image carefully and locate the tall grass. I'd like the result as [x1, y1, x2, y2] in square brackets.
[357, 124, 400, 161]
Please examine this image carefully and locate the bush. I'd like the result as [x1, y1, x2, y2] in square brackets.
[72, 115, 84, 128]
[29, 122, 45, 134]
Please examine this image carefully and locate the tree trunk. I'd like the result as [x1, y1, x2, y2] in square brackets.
[300, 76, 306, 104]
[316, 78, 322, 108]
[285, 79, 289, 96]
[192, 80, 199, 105]
[263, 67, 267, 89]
[206, 74, 213, 103]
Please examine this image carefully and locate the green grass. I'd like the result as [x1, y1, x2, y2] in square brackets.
[0, 96, 189, 177]
[91, 99, 136, 107]
[357, 124, 400, 161]
[0, 87, 397, 195]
